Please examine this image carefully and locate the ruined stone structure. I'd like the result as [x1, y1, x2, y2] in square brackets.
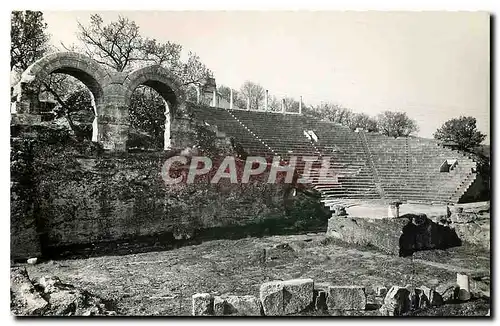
[11, 52, 187, 151]
[10, 51, 486, 260]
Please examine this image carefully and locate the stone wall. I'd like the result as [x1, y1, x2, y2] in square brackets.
[448, 203, 490, 250]
[11, 124, 329, 260]
[326, 214, 462, 256]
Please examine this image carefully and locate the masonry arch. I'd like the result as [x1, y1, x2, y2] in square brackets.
[13, 52, 111, 141]
[124, 66, 186, 150]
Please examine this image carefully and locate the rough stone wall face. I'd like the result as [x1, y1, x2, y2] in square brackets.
[11, 137, 41, 258]
[326, 214, 462, 256]
[10, 125, 326, 259]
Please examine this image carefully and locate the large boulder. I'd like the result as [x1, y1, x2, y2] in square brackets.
[282, 278, 314, 315]
[326, 286, 366, 311]
[213, 295, 262, 316]
[260, 281, 284, 316]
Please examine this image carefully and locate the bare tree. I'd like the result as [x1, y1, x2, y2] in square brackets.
[78, 14, 212, 89]
[240, 81, 265, 110]
[77, 14, 182, 73]
[283, 96, 299, 113]
[77, 15, 143, 72]
[268, 95, 281, 112]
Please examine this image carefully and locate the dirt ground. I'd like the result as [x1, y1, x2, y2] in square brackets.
[20, 233, 490, 316]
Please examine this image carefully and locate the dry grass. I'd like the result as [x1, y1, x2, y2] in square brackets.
[20, 233, 490, 316]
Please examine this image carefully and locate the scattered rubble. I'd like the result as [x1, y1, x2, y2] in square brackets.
[192, 273, 482, 316]
[10, 267, 117, 316]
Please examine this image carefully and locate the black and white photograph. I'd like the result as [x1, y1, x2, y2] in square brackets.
[8, 8, 491, 317]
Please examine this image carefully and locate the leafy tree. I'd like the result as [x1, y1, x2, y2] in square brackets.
[376, 111, 418, 137]
[305, 102, 354, 126]
[348, 113, 379, 132]
[10, 10, 50, 72]
[217, 85, 232, 102]
[129, 86, 166, 149]
[175, 51, 213, 88]
[433, 116, 486, 151]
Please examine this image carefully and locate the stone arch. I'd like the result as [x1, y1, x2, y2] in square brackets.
[123, 66, 186, 150]
[13, 52, 111, 140]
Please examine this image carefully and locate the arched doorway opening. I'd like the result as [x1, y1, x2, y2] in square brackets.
[124, 66, 185, 151]
[12, 52, 107, 141]
[38, 73, 98, 141]
[128, 85, 171, 151]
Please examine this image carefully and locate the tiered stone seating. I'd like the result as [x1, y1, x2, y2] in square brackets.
[303, 120, 380, 202]
[189, 105, 271, 156]
[363, 133, 477, 203]
[189, 104, 477, 205]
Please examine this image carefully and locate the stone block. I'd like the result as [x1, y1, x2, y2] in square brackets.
[282, 278, 314, 315]
[192, 293, 214, 316]
[457, 273, 471, 301]
[379, 286, 410, 316]
[260, 281, 284, 316]
[327, 285, 366, 311]
[214, 295, 262, 316]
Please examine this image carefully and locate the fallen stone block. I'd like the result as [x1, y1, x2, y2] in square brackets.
[379, 286, 411, 316]
[435, 283, 458, 302]
[282, 278, 314, 315]
[10, 267, 49, 315]
[192, 293, 214, 316]
[327, 285, 366, 311]
[27, 258, 38, 265]
[260, 281, 284, 316]
[214, 295, 262, 316]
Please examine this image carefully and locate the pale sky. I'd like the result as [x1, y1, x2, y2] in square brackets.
[42, 11, 490, 143]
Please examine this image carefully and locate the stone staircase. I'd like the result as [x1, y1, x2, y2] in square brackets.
[188, 104, 478, 207]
